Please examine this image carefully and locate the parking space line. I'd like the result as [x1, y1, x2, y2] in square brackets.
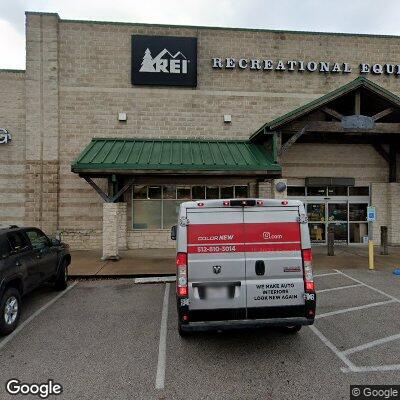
[334, 270, 400, 303]
[155, 283, 170, 390]
[316, 299, 396, 319]
[343, 332, 400, 355]
[314, 272, 340, 277]
[342, 363, 400, 373]
[316, 284, 363, 293]
[0, 282, 78, 351]
[309, 325, 356, 371]
[135, 276, 176, 284]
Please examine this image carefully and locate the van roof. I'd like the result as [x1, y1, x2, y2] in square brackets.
[180, 198, 304, 209]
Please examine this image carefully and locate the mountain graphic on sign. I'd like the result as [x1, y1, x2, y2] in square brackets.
[139, 48, 187, 72]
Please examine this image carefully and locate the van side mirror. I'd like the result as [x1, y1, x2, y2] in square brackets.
[170, 225, 177, 241]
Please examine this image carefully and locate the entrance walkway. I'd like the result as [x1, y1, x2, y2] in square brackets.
[68, 246, 400, 278]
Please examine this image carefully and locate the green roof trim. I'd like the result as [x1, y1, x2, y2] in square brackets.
[71, 138, 281, 174]
[250, 77, 400, 141]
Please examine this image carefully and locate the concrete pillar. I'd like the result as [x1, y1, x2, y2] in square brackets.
[388, 183, 400, 245]
[257, 181, 272, 197]
[102, 202, 127, 260]
[271, 179, 288, 199]
[371, 183, 388, 243]
[117, 203, 128, 250]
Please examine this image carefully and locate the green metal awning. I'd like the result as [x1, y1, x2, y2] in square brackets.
[71, 138, 281, 175]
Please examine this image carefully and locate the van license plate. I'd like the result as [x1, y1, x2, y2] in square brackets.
[205, 286, 229, 300]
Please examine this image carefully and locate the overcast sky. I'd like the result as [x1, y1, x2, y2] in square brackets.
[1, 0, 400, 69]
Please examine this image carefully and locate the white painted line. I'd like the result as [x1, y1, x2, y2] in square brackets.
[334, 270, 400, 304]
[343, 332, 400, 355]
[316, 299, 396, 319]
[342, 363, 400, 373]
[0, 282, 78, 351]
[155, 283, 170, 390]
[314, 272, 340, 277]
[309, 325, 356, 371]
[135, 276, 176, 284]
[316, 284, 363, 293]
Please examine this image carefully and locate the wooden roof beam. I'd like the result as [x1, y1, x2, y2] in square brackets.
[372, 107, 394, 121]
[322, 107, 344, 121]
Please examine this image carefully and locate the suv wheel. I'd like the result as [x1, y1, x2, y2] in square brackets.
[54, 259, 68, 291]
[0, 288, 21, 336]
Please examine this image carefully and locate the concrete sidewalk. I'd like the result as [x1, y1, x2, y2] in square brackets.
[68, 245, 400, 278]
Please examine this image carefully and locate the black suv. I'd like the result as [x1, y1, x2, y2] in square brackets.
[0, 226, 71, 336]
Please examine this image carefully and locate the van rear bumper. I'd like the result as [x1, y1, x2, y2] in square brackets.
[181, 317, 314, 332]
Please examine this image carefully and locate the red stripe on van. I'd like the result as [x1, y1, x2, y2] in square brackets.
[188, 222, 300, 245]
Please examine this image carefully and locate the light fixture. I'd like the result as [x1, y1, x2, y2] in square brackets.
[223, 114, 232, 123]
[118, 112, 127, 122]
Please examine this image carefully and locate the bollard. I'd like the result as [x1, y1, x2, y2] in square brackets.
[368, 240, 375, 270]
[381, 226, 388, 255]
[327, 225, 334, 256]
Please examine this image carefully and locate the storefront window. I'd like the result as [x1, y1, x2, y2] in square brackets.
[177, 187, 191, 199]
[133, 200, 161, 229]
[328, 186, 347, 196]
[307, 204, 325, 222]
[132, 184, 249, 229]
[328, 203, 347, 221]
[192, 186, 205, 199]
[349, 223, 369, 243]
[349, 204, 367, 221]
[234, 185, 248, 198]
[220, 186, 234, 198]
[349, 186, 370, 196]
[148, 186, 161, 199]
[287, 186, 306, 196]
[307, 187, 326, 196]
[309, 223, 325, 243]
[206, 186, 219, 199]
[328, 223, 348, 243]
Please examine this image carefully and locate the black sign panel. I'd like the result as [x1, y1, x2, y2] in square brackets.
[131, 35, 197, 87]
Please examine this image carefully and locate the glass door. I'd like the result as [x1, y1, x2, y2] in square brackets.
[307, 202, 326, 244]
[327, 202, 348, 244]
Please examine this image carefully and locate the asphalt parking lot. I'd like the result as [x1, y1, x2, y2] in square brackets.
[0, 269, 400, 400]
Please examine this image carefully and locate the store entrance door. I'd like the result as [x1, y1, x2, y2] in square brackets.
[307, 201, 348, 244]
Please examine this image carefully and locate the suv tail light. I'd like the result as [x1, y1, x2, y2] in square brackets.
[302, 248, 315, 292]
[176, 252, 188, 297]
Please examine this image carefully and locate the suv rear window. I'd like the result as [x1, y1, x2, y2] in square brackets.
[7, 232, 29, 253]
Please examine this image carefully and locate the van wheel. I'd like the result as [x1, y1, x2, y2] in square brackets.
[281, 325, 302, 333]
[178, 323, 189, 338]
[0, 288, 21, 336]
[54, 259, 68, 291]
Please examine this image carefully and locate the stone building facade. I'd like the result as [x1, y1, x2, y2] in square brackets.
[0, 12, 399, 256]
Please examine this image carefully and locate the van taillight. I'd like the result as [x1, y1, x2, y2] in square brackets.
[176, 252, 188, 297]
[302, 249, 315, 292]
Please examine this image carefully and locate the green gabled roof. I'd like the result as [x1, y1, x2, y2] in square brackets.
[71, 138, 281, 174]
[250, 77, 400, 141]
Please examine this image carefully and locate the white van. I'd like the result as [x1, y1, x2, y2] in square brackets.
[171, 198, 316, 336]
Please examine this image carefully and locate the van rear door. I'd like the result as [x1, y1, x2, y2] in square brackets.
[243, 206, 305, 319]
[186, 208, 246, 320]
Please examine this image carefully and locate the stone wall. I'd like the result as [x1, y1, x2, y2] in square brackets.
[1, 12, 400, 248]
[0, 71, 26, 226]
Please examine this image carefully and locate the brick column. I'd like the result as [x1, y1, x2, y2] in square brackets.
[102, 203, 127, 260]
[388, 183, 400, 245]
[371, 183, 388, 243]
[257, 181, 272, 197]
[25, 12, 60, 234]
[117, 203, 128, 250]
